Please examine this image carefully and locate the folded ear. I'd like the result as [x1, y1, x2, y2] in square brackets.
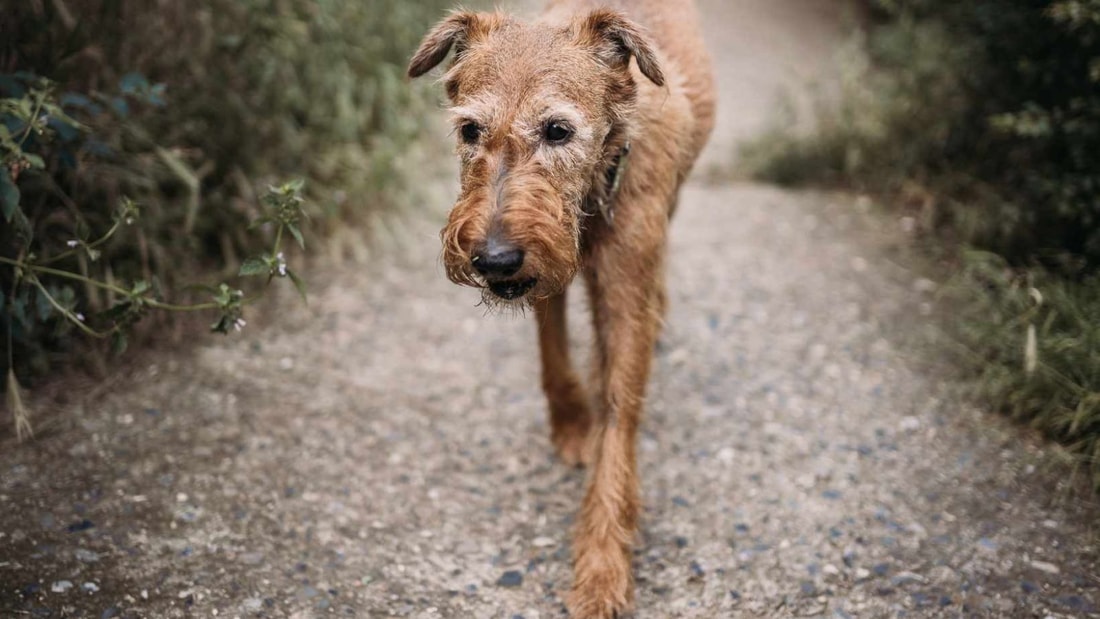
[575, 9, 665, 86]
[408, 11, 483, 78]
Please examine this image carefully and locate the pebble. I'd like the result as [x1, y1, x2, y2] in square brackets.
[75, 548, 100, 563]
[497, 570, 523, 588]
[531, 537, 555, 548]
[1029, 560, 1060, 575]
[51, 580, 73, 593]
[81, 582, 100, 593]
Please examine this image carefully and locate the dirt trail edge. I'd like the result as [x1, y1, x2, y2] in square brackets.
[2, 1, 1098, 618]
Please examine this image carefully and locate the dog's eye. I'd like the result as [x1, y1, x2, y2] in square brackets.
[544, 121, 573, 144]
[460, 122, 481, 144]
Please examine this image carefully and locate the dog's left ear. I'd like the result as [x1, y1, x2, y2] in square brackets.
[408, 11, 493, 78]
[575, 9, 665, 87]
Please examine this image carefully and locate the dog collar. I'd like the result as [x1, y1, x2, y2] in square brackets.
[591, 141, 631, 225]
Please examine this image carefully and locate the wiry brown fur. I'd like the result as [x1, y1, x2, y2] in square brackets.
[409, 2, 715, 616]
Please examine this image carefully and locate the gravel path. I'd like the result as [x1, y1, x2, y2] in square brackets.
[3, 2, 1098, 618]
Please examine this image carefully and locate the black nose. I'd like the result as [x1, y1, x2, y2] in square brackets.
[472, 245, 525, 278]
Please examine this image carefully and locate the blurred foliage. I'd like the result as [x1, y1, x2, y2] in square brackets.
[1, 0, 449, 385]
[744, 0, 1100, 266]
[941, 253, 1100, 491]
[742, 0, 1100, 490]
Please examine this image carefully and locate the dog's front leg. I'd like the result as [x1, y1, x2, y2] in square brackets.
[536, 292, 593, 467]
[569, 232, 665, 619]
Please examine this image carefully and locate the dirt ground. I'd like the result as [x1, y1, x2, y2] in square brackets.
[2, 1, 1098, 618]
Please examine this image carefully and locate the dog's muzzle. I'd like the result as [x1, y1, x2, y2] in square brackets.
[473, 239, 536, 300]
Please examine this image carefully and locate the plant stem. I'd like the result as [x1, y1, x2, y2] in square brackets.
[28, 277, 109, 338]
[0, 256, 252, 313]
[39, 218, 123, 265]
[0, 256, 130, 296]
[17, 93, 47, 148]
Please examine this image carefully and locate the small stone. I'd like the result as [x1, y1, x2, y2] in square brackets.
[66, 519, 94, 533]
[899, 416, 920, 431]
[822, 564, 840, 577]
[531, 537, 555, 548]
[1029, 560, 1060, 575]
[890, 571, 926, 586]
[51, 580, 74, 593]
[928, 565, 957, 585]
[717, 446, 735, 464]
[497, 570, 523, 588]
[854, 568, 871, 581]
[240, 551, 265, 565]
[82, 582, 100, 593]
[689, 560, 705, 578]
[75, 548, 100, 563]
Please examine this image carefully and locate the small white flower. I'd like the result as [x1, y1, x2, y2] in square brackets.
[275, 252, 287, 277]
[75, 313, 85, 322]
[233, 318, 247, 332]
[125, 217, 134, 225]
[67, 240, 79, 248]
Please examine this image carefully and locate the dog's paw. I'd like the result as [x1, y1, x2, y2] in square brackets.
[568, 542, 633, 619]
[551, 421, 591, 467]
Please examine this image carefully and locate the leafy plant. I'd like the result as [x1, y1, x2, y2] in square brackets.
[2, 78, 310, 438]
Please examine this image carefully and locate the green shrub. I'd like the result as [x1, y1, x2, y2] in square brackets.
[1, 0, 449, 384]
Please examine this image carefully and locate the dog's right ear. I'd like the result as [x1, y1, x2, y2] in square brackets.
[408, 11, 486, 78]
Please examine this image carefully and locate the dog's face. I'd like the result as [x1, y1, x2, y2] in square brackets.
[408, 9, 664, 307]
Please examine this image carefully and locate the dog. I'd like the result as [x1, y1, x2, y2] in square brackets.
[408, 1, 715, 616]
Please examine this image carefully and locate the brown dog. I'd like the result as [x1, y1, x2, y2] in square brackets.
[409, 1, 714, 616]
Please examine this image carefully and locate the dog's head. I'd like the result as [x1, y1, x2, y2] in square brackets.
[408, 9, 664, 307]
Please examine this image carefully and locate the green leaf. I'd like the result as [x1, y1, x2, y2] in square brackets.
[248, 215, 274, 230]
[130, 280, 151, 296]
[286, 268, 308, 303]
[287, 223, 305, 249]
[0, 167, 19, 222]
[211, 315, 231, 334]
[11, 207, 32, 243]
[35, 288, 53, 321]
[110, 331, 129, 355]
[22, 153, 45, 170]
[239, 257, 269, 277]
